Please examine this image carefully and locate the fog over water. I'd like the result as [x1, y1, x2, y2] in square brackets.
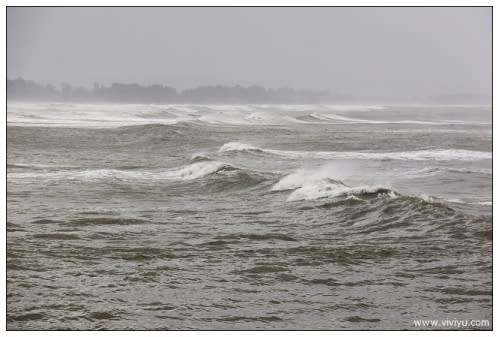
[8, 7, 491, 97]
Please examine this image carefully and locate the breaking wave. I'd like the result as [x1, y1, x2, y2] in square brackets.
[270, 167, 472, 207]
[7, 161, 237, 182]
[271, 169, 394, 201]
[287, 180, 393, 202]
[218, 142, 263, 153]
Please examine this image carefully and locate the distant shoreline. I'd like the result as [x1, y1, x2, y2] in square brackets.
[7, 78, 491, 106]
[6, 100, 492, 108]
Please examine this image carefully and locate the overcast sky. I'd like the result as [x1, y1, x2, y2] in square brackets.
[7, 7, 491, 97]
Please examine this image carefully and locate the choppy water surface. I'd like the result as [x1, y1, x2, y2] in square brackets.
[7, 103, 492, 329]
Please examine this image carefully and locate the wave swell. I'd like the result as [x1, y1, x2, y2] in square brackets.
[219, 142, 491, 161]
[8, 161, 235, 182]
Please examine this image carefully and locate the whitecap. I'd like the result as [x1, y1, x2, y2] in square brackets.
[219, 142, 491, 162]
[8, 161, 232, 182]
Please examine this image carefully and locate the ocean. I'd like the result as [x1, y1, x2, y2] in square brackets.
[6, 102, 492, 330]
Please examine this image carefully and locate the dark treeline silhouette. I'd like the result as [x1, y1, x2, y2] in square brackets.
[7, 78, 337, 104]
[7, 78, 60, 101]
[8, 78, 179, 103]
[7, 78, 491, 105]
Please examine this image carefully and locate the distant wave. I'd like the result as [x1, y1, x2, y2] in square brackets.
[7, 161, 236, 182]
[218, 142, 491, 161]
[7, 160, 275, 194]
[402, 166, 492, 178]
[7, 102, 490, 128]
[308, 112, 485, 125]
[218, 142, 263, 153]
[7, 163, 79, 170]
[475, 201, 492, 206]
[445, 199, 492, 206]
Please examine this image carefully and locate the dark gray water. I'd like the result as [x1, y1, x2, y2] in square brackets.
[7, 103, 492, 330]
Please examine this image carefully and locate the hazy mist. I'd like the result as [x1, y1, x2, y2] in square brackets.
[7, 7, 492, 97]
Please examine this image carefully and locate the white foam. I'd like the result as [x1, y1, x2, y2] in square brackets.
[7, 102, 192, 128]
[419, 194, 435, 203]
[403, 166, 492, 178]
[474, 201, 492, 206]
[272, 167, 391, 201]
[387, 191, 398, 199]
[287, 180, 377, 201]
[320, 105, 384, 112]
[271, 170, 310, 191]
[198, 110, 251, 125]
[206, 104, 255, 112]
[309, 112, 476, 125]
[7, 102, 489, 128]
[345, 195, 363, 201]
[287, 181, 389, 201]
[244, 111, 295, 125]
[7, 161, 230, 182]
[446, 198, 466, 204]
[8, 162, 78, 169]
[219, 142, 491, 162]
[160, 161, 228, 180]
[218, 142, 261, 152]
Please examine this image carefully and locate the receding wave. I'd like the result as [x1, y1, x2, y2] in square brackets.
[219, 142, 491, 161]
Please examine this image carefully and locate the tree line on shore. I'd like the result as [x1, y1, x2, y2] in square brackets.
[7, 77, 491, 105]
[7, 78, 343, 104]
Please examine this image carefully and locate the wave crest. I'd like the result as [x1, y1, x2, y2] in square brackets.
[218, 142, 262, 153]
[8, 161, 234, 182]
[218, 142, 491, 161]
[287, 180, 393, 202]
[272, 169, 394, 202]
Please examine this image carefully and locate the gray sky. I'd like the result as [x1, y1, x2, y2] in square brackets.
[7, 7, 492, 96]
